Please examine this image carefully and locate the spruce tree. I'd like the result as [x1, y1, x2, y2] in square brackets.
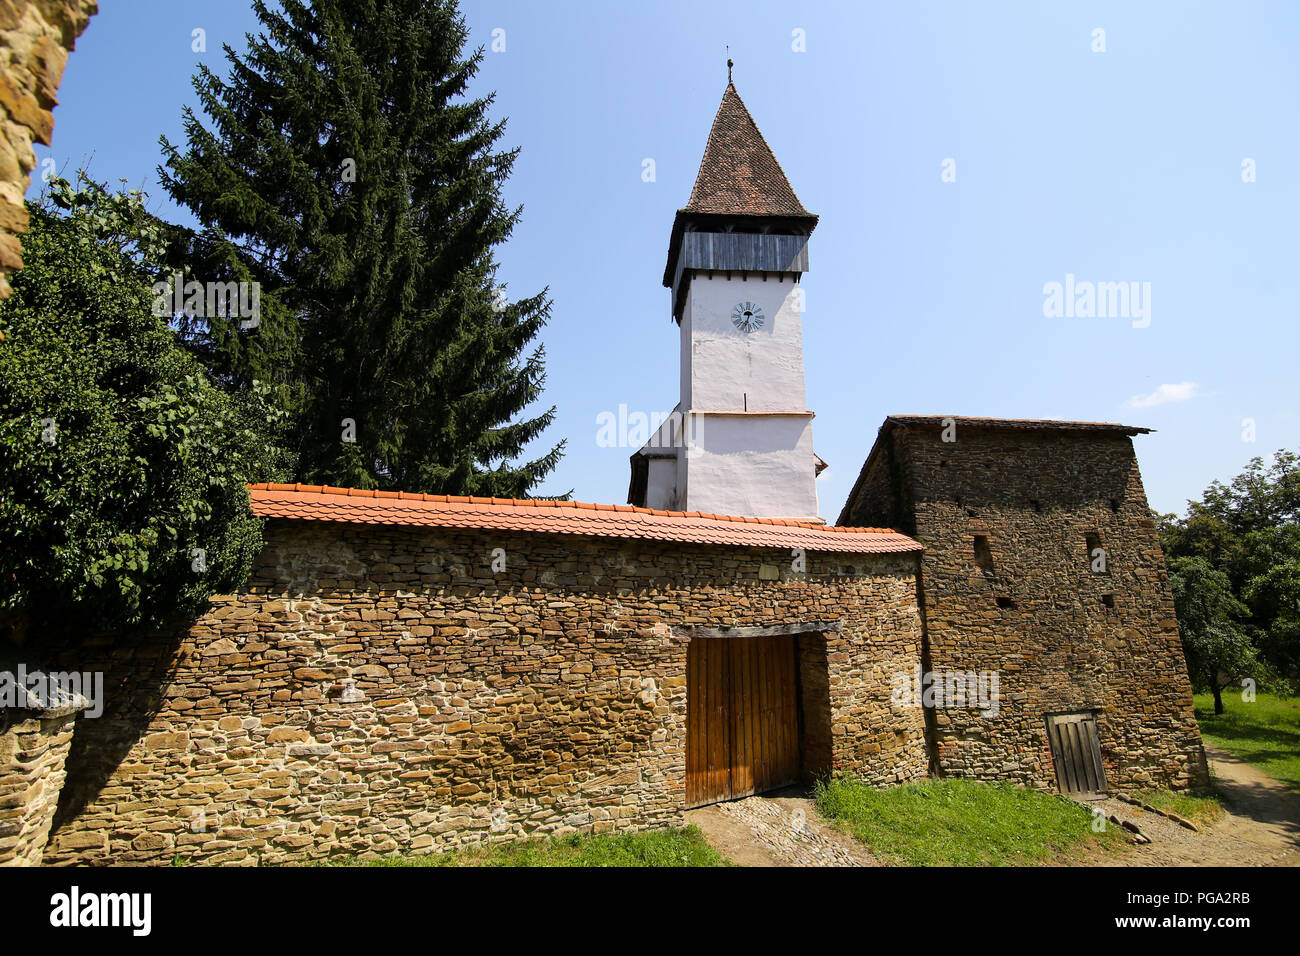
[159, 0, 563, 496]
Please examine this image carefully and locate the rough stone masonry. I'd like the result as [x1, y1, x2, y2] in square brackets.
[0, 0, 98, 298]
[40, 510, 928, 865]
[0, 696, 80, 865]
[12, 409, 1215, 867]
[839, 416, 1209, 794]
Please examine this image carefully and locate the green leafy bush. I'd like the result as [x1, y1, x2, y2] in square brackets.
[0, 176, 289, 639]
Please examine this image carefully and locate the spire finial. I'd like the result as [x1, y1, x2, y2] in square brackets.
[726, 47, 733, 85]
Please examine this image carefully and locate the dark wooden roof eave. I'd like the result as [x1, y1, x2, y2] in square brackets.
[661, 209, 820, 290]
[882, 415, 1153, 436]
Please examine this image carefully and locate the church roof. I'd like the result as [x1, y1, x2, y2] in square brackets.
[662, 81, 818, 291]
[248, 484, 921, 554]
[681, 83, 815, 219]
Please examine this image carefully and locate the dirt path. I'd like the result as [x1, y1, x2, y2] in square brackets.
[1099, 746, 1300, 867]
[689, 748, 1300, 867]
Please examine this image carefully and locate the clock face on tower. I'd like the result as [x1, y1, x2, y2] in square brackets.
[731, 301, 765, 334]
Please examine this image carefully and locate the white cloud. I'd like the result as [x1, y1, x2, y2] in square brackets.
[1125, 381, 1199, 409]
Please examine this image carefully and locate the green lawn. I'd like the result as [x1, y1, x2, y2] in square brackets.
[1195, 692, 1300, 792]
[814, 777, 1124, 866]
[309, 825, 730, 867]
[1131, 788, 1225, 827]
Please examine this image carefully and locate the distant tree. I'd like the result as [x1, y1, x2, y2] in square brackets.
[1201, 450, 1300, 531]
[0, 176, 290, 641]
[1241, 530, 1300, 681]
[1167, 556, 1259, 713]
[158, 0, 564, 496]
[1161, 450, 1300, 687]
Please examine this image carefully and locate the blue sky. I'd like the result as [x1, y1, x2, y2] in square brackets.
[35, 0, 1299, 517]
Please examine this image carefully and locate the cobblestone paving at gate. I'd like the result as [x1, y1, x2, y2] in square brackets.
[686, 788, 879, 867]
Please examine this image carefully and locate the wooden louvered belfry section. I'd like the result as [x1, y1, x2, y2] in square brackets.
[1046, 712, 1108, 798]
[686, 636, 801, 808]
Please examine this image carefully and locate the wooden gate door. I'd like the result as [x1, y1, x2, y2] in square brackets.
[1046, 712, 1108, 798]
[686, 636, 800, 808]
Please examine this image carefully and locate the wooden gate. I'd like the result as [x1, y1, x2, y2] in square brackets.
[1046, 712, 1108, 798]
[686, 635, 800, 808]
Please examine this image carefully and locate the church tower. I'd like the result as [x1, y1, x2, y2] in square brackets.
[628, 74, 823, 521]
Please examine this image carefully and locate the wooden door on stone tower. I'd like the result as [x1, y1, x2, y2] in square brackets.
[686, 636, 801, 808]
[1046, 712, 1108, 798]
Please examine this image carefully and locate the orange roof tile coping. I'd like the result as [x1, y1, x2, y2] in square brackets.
[246, 483, 922, 555]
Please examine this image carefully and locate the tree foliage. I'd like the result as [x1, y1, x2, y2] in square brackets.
[1160, 449, 1300, 695]
[1167, 556, 1258, 713]
[158, 0, 564, 496]
[0, 176, 290, 640]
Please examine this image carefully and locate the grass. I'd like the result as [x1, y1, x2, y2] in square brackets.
[307, 825, 731, 867]
[1195, 692, 1300, 792]
[813, 777, 1124, 866]
[1131, 788, 1226, 827]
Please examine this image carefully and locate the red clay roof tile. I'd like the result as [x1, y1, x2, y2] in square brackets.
[684, 84, 814, 220]
[247, 484, 921, 555]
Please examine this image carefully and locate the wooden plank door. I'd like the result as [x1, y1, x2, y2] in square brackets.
[1046, 712, 1107, 798]
[686, 636, 800, 808]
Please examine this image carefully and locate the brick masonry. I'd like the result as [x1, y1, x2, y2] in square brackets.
[840, 419, 1209, 793]
[40, 521, 926, 865]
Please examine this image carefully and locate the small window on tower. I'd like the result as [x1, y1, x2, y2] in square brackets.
[974, 535, 994, 573]
[1086, 532, 1107, 573]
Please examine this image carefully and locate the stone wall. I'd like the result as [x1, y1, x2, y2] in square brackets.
[0, 0, 97, 298]
[44, 520, 926, 865]
[842, 422, 1208, 793]
[0, 700, 82, 865]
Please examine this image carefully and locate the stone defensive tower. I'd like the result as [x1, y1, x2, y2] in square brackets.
[839, 416, 1209, 793]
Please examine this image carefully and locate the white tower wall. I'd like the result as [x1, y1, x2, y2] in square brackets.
[682, 274, 808, 413]
[677, 273, 820, 521]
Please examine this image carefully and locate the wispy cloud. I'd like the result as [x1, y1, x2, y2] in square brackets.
[1125, 381, 1199, 409]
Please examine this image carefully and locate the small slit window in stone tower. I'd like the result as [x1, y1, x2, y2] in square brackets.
[1086, 532, 1105, 572]
[973, 535, 994, 572]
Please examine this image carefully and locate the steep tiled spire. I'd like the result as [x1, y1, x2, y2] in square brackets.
[682, 83, 813, 219]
